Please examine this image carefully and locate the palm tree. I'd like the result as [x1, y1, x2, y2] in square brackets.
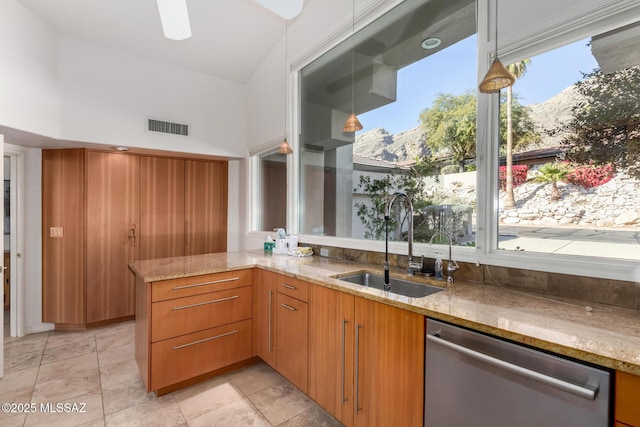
[503, 59, 531, 209]
[533, 163, 571, 200]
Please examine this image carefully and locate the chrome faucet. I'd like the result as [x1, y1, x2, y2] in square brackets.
[385, 192, 423, 282]
[429, 231, 459, 283]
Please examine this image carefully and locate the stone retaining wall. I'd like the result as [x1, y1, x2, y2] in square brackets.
[498, 174, 640, 227]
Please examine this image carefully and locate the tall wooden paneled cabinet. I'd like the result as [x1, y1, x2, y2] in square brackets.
[185, 160, 228, 255]
[43, 148, 228, 329]
[86, 152, 139, 324]
[139, 157, 185, 260]
[42, 149, 86, 326]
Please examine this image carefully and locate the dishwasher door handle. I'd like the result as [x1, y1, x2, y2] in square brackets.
[427, 334, 598, 400]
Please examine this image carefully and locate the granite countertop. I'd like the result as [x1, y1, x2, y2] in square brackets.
[129, 250, 640, 375]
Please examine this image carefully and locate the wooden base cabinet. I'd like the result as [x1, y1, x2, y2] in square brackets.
[253, 269, 277, 368]
[309, 285, 425, 427]
[136, 269, 253, 393]
[276, 292, 308, 392]
[308, 285, 355, 425]
[616, 370, 640, 426]
[254, 270, 309, 392]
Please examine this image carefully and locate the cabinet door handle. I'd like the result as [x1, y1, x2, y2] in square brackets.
[173, 295, 239, 311]
[355, 323, 363, 414]
[268, 290, 274, 353]
[341, 318, 348, 405]
[173, 277, 239, 290]
[280, 283, 297, 290]
[172, 329, 239, 350]
[280, 303, 297, 311]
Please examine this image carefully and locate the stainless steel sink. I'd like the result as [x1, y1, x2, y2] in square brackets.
[338, 272, 443, 298]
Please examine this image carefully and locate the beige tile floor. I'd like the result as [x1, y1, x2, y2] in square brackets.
[1, 312, 342, 426]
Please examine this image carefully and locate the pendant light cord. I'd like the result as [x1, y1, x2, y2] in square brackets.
[494, 0, 498, 60]
[284, 19, 288, 141]
[351, 0, 356, 114]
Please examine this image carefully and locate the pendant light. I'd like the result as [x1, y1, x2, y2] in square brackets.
[342, 0, 363, 132]
[478, 0, 514, 93]
[278, 19, 294, 155]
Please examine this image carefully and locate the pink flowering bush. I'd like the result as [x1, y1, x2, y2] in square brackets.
[566, 163, 615, 188]
[499, 165, 528, 191]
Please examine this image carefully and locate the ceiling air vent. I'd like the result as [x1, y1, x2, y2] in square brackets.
[147, 118, 189, 136]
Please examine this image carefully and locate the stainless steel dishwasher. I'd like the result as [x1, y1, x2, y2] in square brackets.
[425, 319, 611, 427]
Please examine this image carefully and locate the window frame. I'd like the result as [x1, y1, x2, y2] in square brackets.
[257, 0, 640, 282]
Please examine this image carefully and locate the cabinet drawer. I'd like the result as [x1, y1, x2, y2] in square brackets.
[152, 286, 252, 342]
[151, 319, 252, 391]
[152, 269, 252, 302]
[276, 274, 308, 302]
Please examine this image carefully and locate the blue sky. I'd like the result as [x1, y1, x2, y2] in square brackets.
[358, 37, 599, 135]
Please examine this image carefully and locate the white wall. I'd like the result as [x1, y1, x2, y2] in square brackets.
[0, 1, 60, 139]
[58, 37, 248, 158]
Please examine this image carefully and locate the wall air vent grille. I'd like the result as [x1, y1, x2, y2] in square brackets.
[147, 118, 189, 136]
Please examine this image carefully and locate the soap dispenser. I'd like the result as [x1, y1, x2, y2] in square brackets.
[434, 251, 443, 280]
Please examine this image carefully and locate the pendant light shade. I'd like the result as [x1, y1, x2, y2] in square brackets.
[343, 0, 363, 133]
[278, 138, 293, 154]
[479, 57, 515, 93]
[479, 0, 514, 93]
[343, 113, 363, 132]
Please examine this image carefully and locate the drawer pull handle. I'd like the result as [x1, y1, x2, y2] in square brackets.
[173, 329, 239, 350]
[280, 283, 297, 290]
[173, 295, 239, 311]
[173, 277, 240, 290]
[281, 303, 297, 311]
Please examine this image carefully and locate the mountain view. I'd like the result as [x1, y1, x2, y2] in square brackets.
[354, 83, 583, 164]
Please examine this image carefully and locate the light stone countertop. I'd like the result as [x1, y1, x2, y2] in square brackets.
[129, 250, 640, 375]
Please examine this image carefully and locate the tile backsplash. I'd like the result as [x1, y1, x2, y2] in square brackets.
[303, 243, 639, 310]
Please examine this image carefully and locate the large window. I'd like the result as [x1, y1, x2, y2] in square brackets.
[497, 24, 640, 261]
[292, 0, 640, 281]
[299, 0, 477, 246]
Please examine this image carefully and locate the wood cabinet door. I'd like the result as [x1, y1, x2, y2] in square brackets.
[86, 152, 139, 323]
[616, 370, 640, 426]
[184, 160, 227, 256]
[308, 285, 355, 426]
[253, 269, 277, 368]
[139, 157, 185, 260]
[354, 297, 425, 427]
[276, 292, 309, 393]
[42, 149, 86, 325]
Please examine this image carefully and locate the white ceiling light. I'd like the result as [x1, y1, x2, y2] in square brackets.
[156, 0, 192, 41]
[253, 0, 303, 20]
[421, 37, 441, 50]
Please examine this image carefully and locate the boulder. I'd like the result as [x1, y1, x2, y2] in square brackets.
[614, 211, 639, 225]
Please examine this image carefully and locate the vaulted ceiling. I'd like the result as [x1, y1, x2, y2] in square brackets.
[17, 0, 309, 83]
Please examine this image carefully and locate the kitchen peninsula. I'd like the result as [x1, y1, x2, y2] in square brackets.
[130, 250, 640, 426]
